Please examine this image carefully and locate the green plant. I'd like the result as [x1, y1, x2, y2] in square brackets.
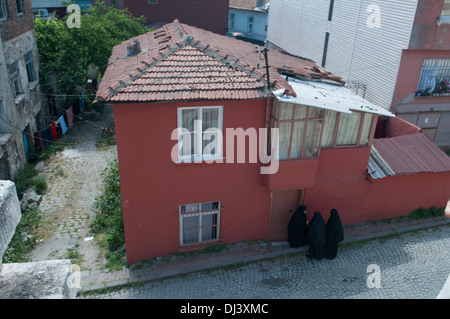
[91, 160, 125, 269]
[13, 163, 38, 194]
[65, 248, 84, 265]
[2, 206, 42, 263]
[408, 206, 444, 220]
[105, 250, 127, 271]
[34, 175, 48, 195]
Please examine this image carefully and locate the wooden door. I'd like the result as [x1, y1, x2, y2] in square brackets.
[269, 189, 302, 242]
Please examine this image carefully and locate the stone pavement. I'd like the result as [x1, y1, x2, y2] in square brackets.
[78, 215, 450, 295]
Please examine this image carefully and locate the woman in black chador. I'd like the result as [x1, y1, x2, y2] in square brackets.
[287, 205, 309, 248]
[325, 209, 344, 260]
[306, 211, 327, 260]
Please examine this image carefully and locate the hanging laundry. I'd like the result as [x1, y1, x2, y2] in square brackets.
[56, 120, 62, 138]
[50, 122, 58, 141]
[59, 115, 68, 134]
[44, 126, 53, 146]
[34, 132, 42, 153]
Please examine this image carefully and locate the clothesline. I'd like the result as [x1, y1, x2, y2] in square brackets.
[33, 106, 74, 153]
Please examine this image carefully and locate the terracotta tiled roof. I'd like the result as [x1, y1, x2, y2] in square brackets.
[368, 133, 450, 179]
[96, 20, 344, 103]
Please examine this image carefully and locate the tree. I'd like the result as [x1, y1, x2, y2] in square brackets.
[35, 1, 148, 99]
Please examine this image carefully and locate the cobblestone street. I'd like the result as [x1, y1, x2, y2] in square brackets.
[28, 106, 117, 270]
[82, 224, 450, 299]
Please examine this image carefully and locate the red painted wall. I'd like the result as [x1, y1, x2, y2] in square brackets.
[114, 99, 450, 264]
[122, 0, 229, 35]
[409, 0, 450, 51]
[392, 50, 450, 109]
[303, 148, 450, 225]
[113, 99, 271, 264]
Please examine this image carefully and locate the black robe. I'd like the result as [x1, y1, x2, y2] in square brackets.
[287, 205, 308, 248]
[325, 209, 344, 259]
[307, 212, 327, 260]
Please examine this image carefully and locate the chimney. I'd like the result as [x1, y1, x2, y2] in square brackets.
[127, 40, 141, 56]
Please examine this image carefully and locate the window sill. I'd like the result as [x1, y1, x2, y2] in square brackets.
[14, 94, 25, 104]
[175, 156, 225, 164]
[178, 240, 221, 253]
[29, 80, 38, 90]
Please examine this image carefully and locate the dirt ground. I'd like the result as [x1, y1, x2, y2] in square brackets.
[27, 105, 117, 271]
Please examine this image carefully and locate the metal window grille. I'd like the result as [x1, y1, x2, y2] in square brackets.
[417, 59, 450, 94]
[180, 202, 220, 245]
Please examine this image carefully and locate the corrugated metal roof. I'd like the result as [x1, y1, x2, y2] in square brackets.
[274, 77, 394, 117]
[368, 133, 450, 179]
[96, 19, 344, 103]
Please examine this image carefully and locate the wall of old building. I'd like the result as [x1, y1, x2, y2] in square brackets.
[0, 0, 45, 179]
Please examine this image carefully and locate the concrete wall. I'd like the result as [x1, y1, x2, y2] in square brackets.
[228, 7, 268, 43]
[0, 8, 45, 179]
[0, 180, 21, 265]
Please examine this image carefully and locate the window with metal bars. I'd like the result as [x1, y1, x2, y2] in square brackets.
[417, 59, 450, 96]
[179, 202, 220, 245]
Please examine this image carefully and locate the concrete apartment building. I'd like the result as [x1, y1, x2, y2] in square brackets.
[267, 0, 450, 148]
[0, 0, 44, 179]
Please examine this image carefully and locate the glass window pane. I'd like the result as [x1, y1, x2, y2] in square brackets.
[280, 103, 293, 120]
[294, 104, 307, 120]
[182, 109, 198, 131]
[336, 113, 361, 146]
[271, 100, 279, 119]
[304, 120, 322, 158]
[183, 216, 199, 244]
[308, 107, 325, 119]
[279, 122, 291, 160]
[202, 108, 218, 131]
[321, 110, 337, 147]
[290, 122, 305, 159]
[202, 131, 218, 156]
[360, 113, 374, 145]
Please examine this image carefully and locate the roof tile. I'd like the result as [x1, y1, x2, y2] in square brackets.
[96, 20, 344, 103]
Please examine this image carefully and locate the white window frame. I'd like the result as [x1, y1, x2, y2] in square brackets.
[229, 13, 235, 31]
[177, 106, 223, 163]
[179, 201, 221, 246]
[248, 16, 254, 34]
[9, 61, 23, 98]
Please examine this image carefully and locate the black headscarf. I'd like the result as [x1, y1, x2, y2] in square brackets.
[325, 209, 344, 259]
[307, 211, 327, 260]
[287, 205, 308, 248]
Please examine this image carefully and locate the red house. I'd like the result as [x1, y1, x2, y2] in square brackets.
[96, 20, 450, 265]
